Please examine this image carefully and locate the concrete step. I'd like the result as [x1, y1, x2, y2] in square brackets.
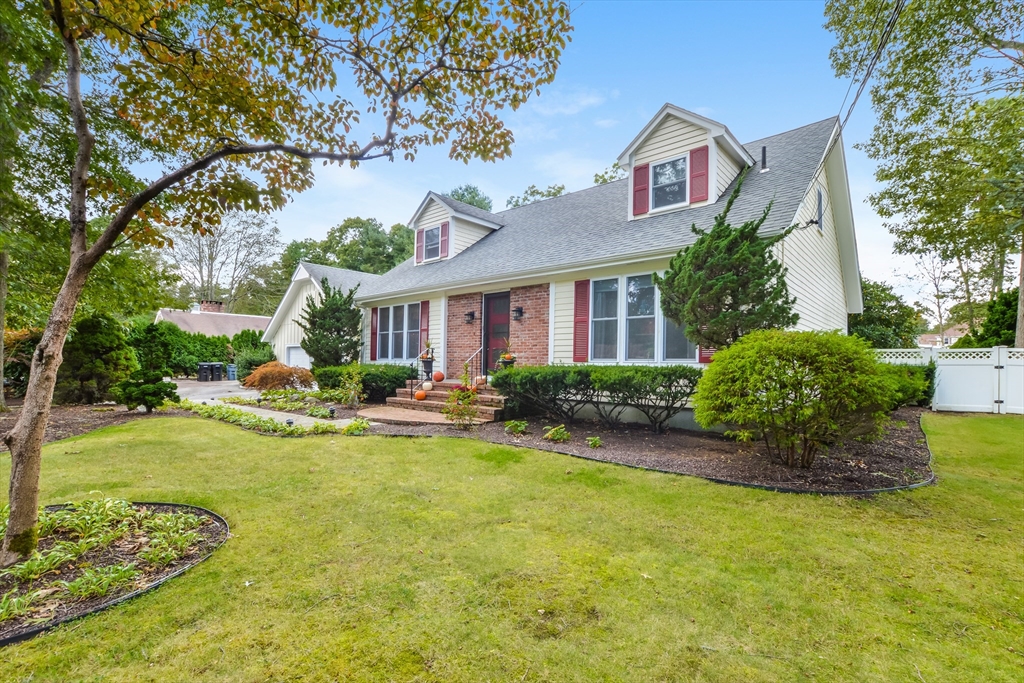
[385, 396, 501, 421]
[395, 388, 505, 407]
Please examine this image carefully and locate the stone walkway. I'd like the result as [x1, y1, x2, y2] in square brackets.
[173, 379, 356, 428]
[357, 405, 484, 425]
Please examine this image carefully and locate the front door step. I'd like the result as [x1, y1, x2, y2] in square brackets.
[357, 406, 487, 426]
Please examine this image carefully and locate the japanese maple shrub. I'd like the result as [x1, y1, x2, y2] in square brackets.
[692, 330, 895, 468]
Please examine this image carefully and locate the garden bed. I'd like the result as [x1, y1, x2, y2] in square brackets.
[0, 401, 193, 452]
[369, 406, 933, 493]
[0, 500, 228, 645]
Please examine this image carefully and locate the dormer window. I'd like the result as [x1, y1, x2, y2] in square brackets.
[424, 226, 441, 261]
[651, 154, 689, 210]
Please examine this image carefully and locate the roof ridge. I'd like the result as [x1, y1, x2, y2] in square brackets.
[742, 116, 838, 148]
[300, 261, 383, 278]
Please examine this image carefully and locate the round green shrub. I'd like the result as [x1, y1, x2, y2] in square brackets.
[692, 330, 895, 468]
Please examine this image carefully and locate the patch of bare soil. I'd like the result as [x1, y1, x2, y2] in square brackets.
[0, 503, 228, 645]
[0, 401, 193, 451]
[369, 407, 933, 493]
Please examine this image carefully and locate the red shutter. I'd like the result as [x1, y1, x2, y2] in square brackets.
[439, 221, 449, 258]
[573, 280, 590, 362]
[632, 163, 649, 216]
[415, 229, 424, 263]
[690, 145, 709, 202]
[698, 346, 715, 364]
[370, 307, 378, 361]
[419, 300, 429, 353]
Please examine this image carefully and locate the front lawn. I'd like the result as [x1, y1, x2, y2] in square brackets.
[1, 413, 1021, 681]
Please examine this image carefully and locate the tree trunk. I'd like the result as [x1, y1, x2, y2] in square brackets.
[955, 255, 977, 332]
[0, 262, 90, 566]
[0, 250, 8, 412]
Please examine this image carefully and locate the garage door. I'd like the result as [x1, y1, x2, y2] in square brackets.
[286, 346, 311, 369]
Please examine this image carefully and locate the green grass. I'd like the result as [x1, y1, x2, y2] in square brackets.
[1, 413, 1021, 682]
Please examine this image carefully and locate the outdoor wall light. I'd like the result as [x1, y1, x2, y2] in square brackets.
[464, 311, 476, 324]
[512, 306, 525, 321]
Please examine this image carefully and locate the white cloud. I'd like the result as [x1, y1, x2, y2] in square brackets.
[532, 88, 607, 116]
[534, 150, 607, 188]
[594, 118, 619, 129]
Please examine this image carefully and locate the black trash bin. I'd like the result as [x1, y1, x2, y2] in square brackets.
[211, 363, 223, 381]
[197, 362, 211, 382]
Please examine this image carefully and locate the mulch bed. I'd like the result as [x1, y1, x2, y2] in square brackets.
[369, 406, 933, 493]
[0, 401, 194, 452]
[0, 503, 228, 645]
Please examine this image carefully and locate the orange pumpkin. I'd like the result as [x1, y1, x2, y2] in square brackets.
[432, 371, 445, 382]
[474, 375, 486, 386]
[414, 390, 427, 401]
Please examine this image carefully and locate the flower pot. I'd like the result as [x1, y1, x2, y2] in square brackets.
[499, 359, 516, 369]
[420, 359, 434, 378]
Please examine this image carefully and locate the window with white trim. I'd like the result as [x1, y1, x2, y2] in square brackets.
[626, 275, 655, 360]
[651, 154, 688, 210]
[664, 318, 697, 361]
[591, 279, 618, 360]
[423, 226, 441, 260]
[377, 303, 421, 360]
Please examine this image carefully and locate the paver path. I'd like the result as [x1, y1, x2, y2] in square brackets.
[173, 379, 355, 428]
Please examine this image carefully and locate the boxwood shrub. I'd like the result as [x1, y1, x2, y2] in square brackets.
[314, 363, 417, 403]
[692, 330, 896, 469]
[491, 364, 702, 431]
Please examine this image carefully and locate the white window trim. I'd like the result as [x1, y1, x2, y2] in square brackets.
[376, 303, 422, 361]
[588, 272, 700, 365]
[648, 151, 691, 214]
[422, 225, 442, 262]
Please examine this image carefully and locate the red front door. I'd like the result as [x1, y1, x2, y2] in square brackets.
[483, 292, 510, 375]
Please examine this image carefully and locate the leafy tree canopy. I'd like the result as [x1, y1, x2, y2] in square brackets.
[849, 279, 928, 348]
[654, 172, 798, 349]
[506, 183, 566, 208]
[953, 287, 1019, 348]
[445, 184, 493, 211]
[593, 162, 627, 185]
[298, 278, 363, 368]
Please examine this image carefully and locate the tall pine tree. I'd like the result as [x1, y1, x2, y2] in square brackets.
[298, 278, 363, 368]
[654, 172, 798, 349]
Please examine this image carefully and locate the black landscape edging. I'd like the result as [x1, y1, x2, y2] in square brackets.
[371, 414, 937, 497]
[0, 502, 229, 648]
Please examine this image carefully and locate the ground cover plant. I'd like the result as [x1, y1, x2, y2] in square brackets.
[0, 498, 226, 641]
[176, 400, 338, 436]
[0, 414, 1019, 680]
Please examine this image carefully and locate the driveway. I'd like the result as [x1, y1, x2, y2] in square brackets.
[173, 379, 259, 402]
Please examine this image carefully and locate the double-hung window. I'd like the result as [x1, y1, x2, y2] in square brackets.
[423, 226, 441, 261]
[663, 318, 697, 361]
[651, 154, 689, 210]
[591, 279, 618, 360]
[625, 275, 655, 360]
[376, 303, 421, 360]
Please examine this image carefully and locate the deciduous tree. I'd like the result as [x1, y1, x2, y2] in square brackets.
[445, 184, 493, 211]
[1, 0, 573, 566]
[849, 279, 927, 348]
[506, 183, 566, 208]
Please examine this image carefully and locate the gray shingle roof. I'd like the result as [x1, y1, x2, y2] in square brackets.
[432, 193, 505, 226]
[358, 117, 837, 300]
[156, 309, 270, 337]
[300, 261, 382, 294]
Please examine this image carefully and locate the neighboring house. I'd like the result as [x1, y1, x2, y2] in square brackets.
[918, 324, 969, 348]
[268, 104, 863, 379]
[155, 301, 271, 338]
[262, 261, 382, 368]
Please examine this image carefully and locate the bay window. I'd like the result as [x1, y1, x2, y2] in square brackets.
[376, 302, 421, 360]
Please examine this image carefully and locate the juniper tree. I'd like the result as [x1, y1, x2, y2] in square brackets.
[654, 173, 798, 349]
[298, 279, 362, 368]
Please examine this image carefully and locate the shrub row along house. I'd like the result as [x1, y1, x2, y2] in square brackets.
[265, 104, 863, 386]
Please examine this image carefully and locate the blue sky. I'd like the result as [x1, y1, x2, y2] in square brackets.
[276, 1, 916, 298]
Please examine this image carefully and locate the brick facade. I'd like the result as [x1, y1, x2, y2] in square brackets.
[508, 284, 549, 367]
[443, 285, 550, 378]
[445, 292, 483, 379]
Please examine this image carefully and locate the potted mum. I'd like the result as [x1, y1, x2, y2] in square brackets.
[498, 338, 516, 369]
[419, 340, 435, 379]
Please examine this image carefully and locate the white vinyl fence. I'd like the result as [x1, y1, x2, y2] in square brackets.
[876, 347, 1024, 414]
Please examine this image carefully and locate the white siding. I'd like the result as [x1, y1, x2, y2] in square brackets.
[360, 307, 372, 363]
[551, 281, 575, 363]
[428, 297, 443, 368]
[781, 170, 849, 332]
[632, 115, 711, 218]
[717, 149, 743, 198]
[451, 217, 491, 256]
[271, 279, 320, 363]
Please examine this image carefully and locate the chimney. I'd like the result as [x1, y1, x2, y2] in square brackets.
[759, 145, 769, 173]
[200, 300, 224, 313]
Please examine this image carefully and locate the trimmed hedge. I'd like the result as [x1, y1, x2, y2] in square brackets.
[491, 364, 702, 431]
[878, 362, 934, 409]
[314, 363, 417, 403]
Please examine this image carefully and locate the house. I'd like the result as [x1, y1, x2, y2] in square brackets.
[266, 104, 863, 384]
[262, 261, 382, 368]
[918, 324, 969, 348]
[155, 301, 271, 338]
